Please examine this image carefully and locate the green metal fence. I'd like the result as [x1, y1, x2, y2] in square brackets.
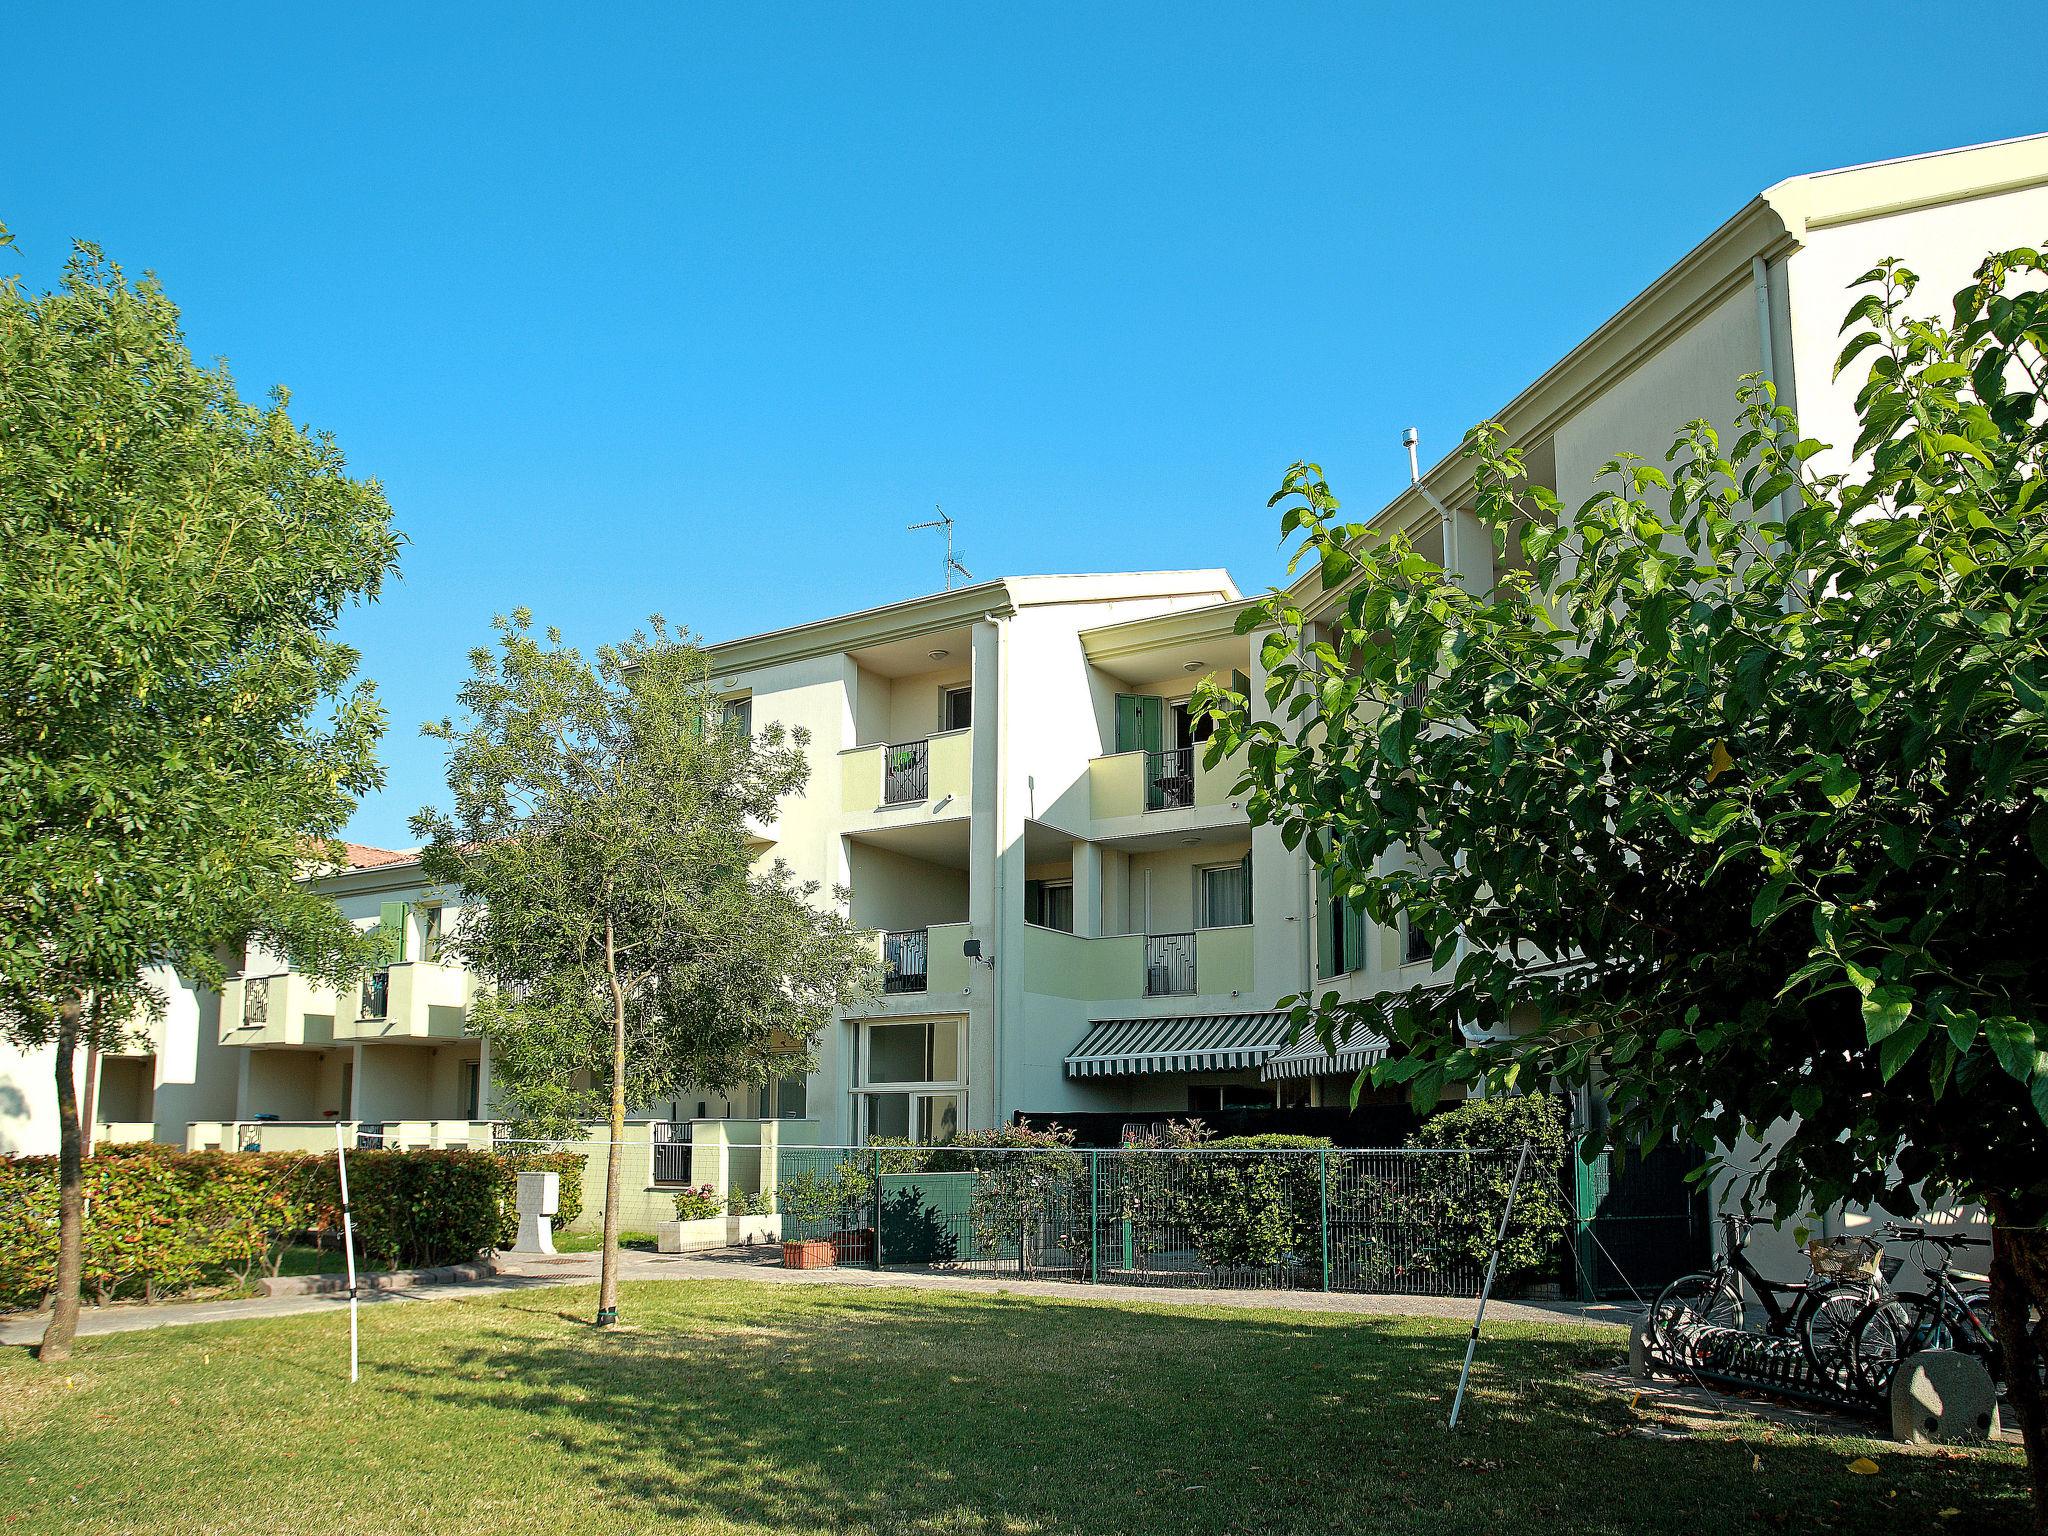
[773, 1144, 1517, 1297]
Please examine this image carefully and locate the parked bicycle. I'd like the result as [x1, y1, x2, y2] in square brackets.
[1840, 1223, 1996, 1394]
[1649, 1213, 1897, 1383]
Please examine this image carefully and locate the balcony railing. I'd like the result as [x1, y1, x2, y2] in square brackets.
[883, 928, 929, 993]
[652, 1120, 694, 1184]
[360, 969, 390, 1020]
[1144, 932, 1197, 996]
[1145, 747, 1195, 811]
[883, 740, 930, 804]
[244, 975, 273, 1025]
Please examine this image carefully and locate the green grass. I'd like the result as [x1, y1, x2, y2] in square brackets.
[0, 1280, 2026, 1535]
[550, 1229, 657, 1254]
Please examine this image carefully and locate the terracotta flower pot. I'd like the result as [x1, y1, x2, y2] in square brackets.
[782, 1238, 836, 1269]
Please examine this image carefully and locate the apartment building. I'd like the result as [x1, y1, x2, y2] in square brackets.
[5, 134, 2043, 1225]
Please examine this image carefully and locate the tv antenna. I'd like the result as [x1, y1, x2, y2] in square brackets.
[909, 505, 972, 590]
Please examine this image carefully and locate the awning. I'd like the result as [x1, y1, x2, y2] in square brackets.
[1063, 1012, 1294, 1079]
[1260, 1019, 1390, 1081]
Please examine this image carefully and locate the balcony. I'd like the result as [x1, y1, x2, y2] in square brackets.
[883, 928, 929, 992]
[337, 960, 474, 1041]
[184, 1120, 494, 1154]
[652, 1120, 694, 1184]
[220, 972, 341, 1048]
[1020, 924, 1254, 1002]
[840, 727, 973, 822]
[1089, 741, 1246, 826]
[864, 922, 973, 1004]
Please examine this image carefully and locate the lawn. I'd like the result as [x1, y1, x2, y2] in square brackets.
[0, 1280, 2027, 1535]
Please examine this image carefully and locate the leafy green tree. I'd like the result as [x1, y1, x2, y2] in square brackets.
[414, 612, 877, 1325]
[1204, 245, 2048, 1514]
[0, 227, 399, 1360]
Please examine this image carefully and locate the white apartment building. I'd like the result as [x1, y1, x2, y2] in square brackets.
[5, 131, 2044, 1271]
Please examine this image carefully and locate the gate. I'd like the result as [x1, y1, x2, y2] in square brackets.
[1571, 1137, 1709, 1300]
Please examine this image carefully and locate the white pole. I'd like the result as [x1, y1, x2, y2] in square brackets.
[1449, 1137, 1533, 1430]
[335, 1123, 360, 1385]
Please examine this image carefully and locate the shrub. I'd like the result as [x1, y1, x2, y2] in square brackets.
[1406, 1093, 1572, 1286]
[672, 1185, 721, 1221]
[0, 1145, 512, 1308]
[494, 1150, 588, 1246]
[726, 1189, 770, 1217]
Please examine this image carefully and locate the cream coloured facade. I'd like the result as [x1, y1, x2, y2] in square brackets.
[4, 133, 2043, 1278]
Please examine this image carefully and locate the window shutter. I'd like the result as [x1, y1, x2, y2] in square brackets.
[379, 900, 409, 963]
[1025, 879, 1045, 926]
[1315, 866, 1336, 980]
[1240, 850, 1253, 924]
[1232, 669, 1251, 699]
[1341, 896, 1368, 977]
[1113, 693, 1164, 756]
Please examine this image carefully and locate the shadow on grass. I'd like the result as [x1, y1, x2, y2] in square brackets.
[373, 1284, 2028, 1536]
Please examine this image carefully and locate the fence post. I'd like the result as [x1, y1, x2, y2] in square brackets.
[872, 1145, 883, 1271]
[1318, 1146, 1331, 1292]
[1088, 1149, 1100, 1283]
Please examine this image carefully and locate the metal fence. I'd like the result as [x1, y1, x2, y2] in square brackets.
[1143, 933, 1196, 996]
[1145, 746, 1195, 810]
[883, 929, 929, 993]
[883, 740, 929, 803]
[773, 1144, 1515, 1297]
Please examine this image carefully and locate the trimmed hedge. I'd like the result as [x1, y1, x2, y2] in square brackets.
[0, 1145, 587, 1310]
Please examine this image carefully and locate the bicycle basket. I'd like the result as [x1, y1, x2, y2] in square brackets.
[1808, 1234, 1883, 1280]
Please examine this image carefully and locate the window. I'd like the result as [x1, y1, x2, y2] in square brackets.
[721, 696, 753, 736]
[1198, 856, 1252, 928]
[856, 1020, 962, 1145]
[1403, 915, 1433, 966]
[418, 905, 445, 963]
[1025, 879, 1074, 932]
[460, 1062, 481, 1119]
[1188, 1084, 1275, 1112]
[942, 684, 972, 732]
[750, 1070, 808, 1119]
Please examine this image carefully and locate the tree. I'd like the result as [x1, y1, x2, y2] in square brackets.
[413, 612, 877, 1325]
[0, 227, 400, 1360]
[1203, 245, 2048, 1516]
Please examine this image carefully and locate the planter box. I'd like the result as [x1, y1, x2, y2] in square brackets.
[829, 1226, 875, 1265]
[658, 1213, 785, 1254]
[783, 1238, 836, 1269]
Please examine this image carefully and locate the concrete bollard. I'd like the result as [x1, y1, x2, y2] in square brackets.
[1628, 1315, 1655, 1379]
[1889, 1349, 1999, 1444]
[513, 1170, 560, 1255]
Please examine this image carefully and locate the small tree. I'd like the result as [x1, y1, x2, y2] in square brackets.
[414, 612, 876, 1325]
[0, 228, 398, 1360]
[1204, 245, 2048, 1517]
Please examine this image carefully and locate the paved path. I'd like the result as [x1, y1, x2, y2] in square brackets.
[1, 1246, 1633, 1346]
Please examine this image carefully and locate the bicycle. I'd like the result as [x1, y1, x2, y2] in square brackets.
[1840, 1223, 1997, 1395]
[1649, 1213, 1894, 1383]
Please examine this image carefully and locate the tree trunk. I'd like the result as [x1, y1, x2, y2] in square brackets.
[40, 998, 85, 1362]
[596, 920, 627, 1328]
[1988, 1195, 2048, 1534]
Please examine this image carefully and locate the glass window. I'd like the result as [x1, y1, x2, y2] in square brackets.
[1026, 880, 1074, 932]
[943, 685, 972, 731]
[418, 905, 444, 962]
[861, 1091, 958, 1145]
[866, 1092, 912, 1141]
[864, 1020, 959, 1085]
[721, 697, 753, 736]
[1199, 858, 1251, 927]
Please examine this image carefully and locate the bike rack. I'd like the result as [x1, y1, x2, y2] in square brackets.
[1637, 1317, 1881, 1417]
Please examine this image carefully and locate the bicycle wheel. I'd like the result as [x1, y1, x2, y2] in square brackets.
[1651, 1272, 1742, 1355]
[1803, 1284, 1877, 1388]
[1847, 1293, 1927, 1394]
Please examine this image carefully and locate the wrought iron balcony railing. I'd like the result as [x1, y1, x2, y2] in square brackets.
[883, 739, 930, 804]
[883, 928, 929, 993]
[1144, 932, 1197, 996]
[1145, 746, 1195, 811]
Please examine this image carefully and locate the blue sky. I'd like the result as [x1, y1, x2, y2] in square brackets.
[8, 5, 2041, 847]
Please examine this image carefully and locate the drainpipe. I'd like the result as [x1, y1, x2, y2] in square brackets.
[1404, 428, 1459, 586]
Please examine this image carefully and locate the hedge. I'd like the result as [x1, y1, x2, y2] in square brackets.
[0, 1145, 588, 1310]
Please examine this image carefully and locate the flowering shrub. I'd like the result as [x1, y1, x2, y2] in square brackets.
[672, 1184, 722, 1221]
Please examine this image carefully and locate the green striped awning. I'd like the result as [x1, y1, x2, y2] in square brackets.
[1260, 1018, 1389, 1081]
[1063, 1012, 1294, 1079]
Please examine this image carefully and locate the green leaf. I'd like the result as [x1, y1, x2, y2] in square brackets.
[1878, 1017, 1930, 1082]
[1986, 1016, 2038, 1081]
[1820, 761, 1861, 808]
[1861, 985, 1913, 1042]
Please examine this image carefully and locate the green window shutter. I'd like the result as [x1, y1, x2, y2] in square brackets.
[1231, 668, 1251, 699]
[1114, 693, 1164, 756]
[1315, 866, 1336, 980]
[1341, 896, 1367, 977]
[379, 900, 409, 963]
[1240, 851, 1254, 924]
